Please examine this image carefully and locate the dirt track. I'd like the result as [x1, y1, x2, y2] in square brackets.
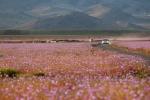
[92, 43, 150, 66]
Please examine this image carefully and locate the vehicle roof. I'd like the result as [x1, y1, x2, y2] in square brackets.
[103, 39, 109, 41]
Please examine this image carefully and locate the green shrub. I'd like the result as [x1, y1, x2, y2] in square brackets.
[133, 69, 150, 78]
[0, 68, 20, 78]
[33, 72, 46, 77]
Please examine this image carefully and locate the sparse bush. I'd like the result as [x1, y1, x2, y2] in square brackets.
[0, 68, 20, 78]
[0, 54, 3, 57]
[33, 72, 46, 77]
[0, 53, 4, 57]
[133, 68, 150, 78]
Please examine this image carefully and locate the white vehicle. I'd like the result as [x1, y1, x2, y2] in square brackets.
[101, 39, 111, 44]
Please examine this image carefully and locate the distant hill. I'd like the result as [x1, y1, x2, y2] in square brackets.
[26, 11, 147, 30]
[28, 12, 101, 30]
[0, 0, 150, 30]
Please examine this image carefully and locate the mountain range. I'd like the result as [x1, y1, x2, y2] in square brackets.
[0, 0, 150, 30]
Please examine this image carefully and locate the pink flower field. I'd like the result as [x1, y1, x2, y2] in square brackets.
[113, 41, 150, 56]
[0, 43, 149, 100]
[114, 41, 150, 49]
